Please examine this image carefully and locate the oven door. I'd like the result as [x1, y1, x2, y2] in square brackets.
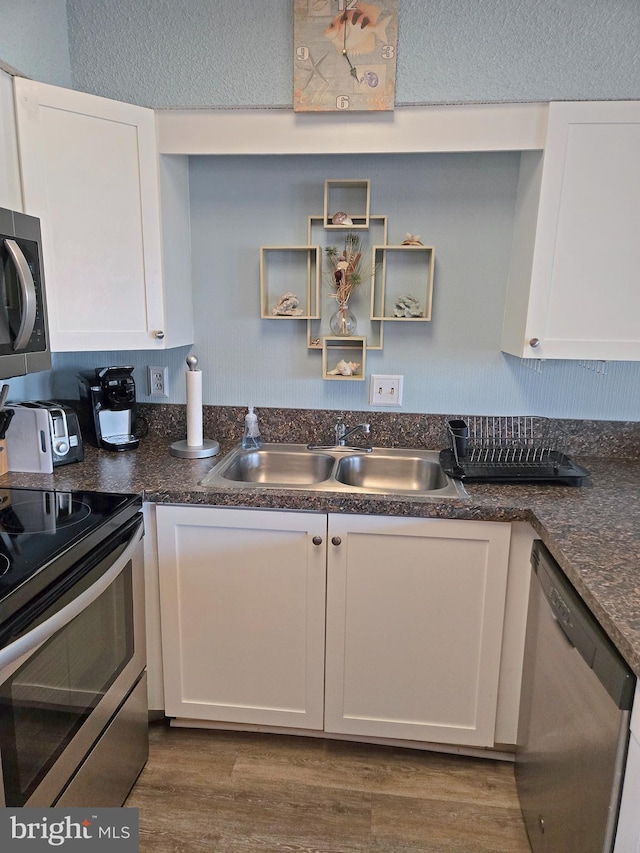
[0, 514, 145, 807]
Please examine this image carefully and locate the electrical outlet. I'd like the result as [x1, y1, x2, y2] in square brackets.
[369, 374, 403, 406]
[148, 365, 169, 397]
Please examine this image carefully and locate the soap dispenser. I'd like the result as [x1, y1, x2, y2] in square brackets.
[242, 406, 262, 450]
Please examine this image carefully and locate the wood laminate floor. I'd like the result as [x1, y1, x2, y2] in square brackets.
[125, 721, 531, 853]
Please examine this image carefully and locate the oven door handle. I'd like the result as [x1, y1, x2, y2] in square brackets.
[0, 521, 143, 671]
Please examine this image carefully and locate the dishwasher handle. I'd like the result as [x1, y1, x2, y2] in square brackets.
[542, 571, 596, 664]
[532, 540, 635, 710]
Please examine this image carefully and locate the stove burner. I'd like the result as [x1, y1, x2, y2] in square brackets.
[0, 499, 92, 535]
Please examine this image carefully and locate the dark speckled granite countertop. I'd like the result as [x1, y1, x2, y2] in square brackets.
[2, 433, 639, 679]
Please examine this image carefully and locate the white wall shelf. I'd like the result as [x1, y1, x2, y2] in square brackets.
[306, 214, 387, 352]
[371, 245, 434, 321]
[323, 179, 370, 229]
[259, 245, 320, 319]
[322, 337, 367, 381]
[262, 179, 438, 378]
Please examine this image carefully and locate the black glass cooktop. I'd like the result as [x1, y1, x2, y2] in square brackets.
[0, 487, 141, 624]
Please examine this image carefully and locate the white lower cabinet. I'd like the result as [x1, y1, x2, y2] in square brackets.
[156, 506, 513, 749]
[156, 505, 327, 729]
[324, 514, 511, 747]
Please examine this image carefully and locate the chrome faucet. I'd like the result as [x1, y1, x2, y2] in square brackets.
[308, 416, 372, 451]
[335, 416, 369, 446]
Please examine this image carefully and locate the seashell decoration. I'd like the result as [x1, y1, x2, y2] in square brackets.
[272, 292, 304, 316]
[327, 359, 360, 376]
[393, 294, 423, 318]
[401, 233, 423, 246]
[362, 70, 379, 88]
[331, 211, 353, 226]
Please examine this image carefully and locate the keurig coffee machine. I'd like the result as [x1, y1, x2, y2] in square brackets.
[79, 366, 140, 451]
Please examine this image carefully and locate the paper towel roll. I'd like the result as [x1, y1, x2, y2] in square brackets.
[186, 369, 203, 448]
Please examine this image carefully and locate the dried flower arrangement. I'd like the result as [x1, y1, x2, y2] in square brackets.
[325, 233, 364, 307]
[325, 233, 366, 335]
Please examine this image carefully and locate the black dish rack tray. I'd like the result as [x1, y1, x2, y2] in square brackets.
[439, 416, 590, 486]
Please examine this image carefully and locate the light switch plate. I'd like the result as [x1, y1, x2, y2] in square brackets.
[369, 374, 403, 406]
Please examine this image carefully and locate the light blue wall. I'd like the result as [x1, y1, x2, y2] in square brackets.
[0, 0, 71, 87]
[3, 1, 640, 419]
[49, 152, 640, 420]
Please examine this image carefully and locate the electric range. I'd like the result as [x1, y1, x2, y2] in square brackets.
[0, 486, 142, 628]
[0, 485, 146, 807]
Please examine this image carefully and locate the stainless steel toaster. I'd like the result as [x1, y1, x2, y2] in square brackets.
[6, 401, 84, 471]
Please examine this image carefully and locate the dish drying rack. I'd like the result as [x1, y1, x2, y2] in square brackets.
[439, 416, 590, 485]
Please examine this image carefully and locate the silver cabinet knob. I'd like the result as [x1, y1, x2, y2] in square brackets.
[312, 536, 323, 546]
[529, 337, 540, 348]
[331, 536, 342, 546]
[153, 330, 165, 339]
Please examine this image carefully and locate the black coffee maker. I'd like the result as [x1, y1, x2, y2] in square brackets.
[78, 366, 140, 451]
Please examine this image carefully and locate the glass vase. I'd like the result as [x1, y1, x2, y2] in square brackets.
[329, 303, 357, 337]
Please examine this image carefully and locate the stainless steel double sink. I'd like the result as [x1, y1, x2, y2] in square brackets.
[200, 443, 466, 498]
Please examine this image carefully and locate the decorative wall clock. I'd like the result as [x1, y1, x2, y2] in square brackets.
[294, 0, 398, 112]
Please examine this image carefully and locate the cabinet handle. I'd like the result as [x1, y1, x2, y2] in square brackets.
[153, 330, 165, 339]
[312, 536, 323, 546]
[529, 337, 540, 348]
[331, 536, 342, 546]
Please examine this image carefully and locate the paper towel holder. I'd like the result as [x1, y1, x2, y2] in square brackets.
[170, 355, 220, 459]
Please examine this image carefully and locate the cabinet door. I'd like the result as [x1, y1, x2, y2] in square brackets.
[614, 683, 640, 852]
[156, 506, 327, 729]
[13, 78, 191, 351]
[503, 100, 640, 360]
[324, 514, 511, 747]
[0, 69, 22, 211]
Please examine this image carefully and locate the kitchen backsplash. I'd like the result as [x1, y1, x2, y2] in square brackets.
[138, 404, 640, 461]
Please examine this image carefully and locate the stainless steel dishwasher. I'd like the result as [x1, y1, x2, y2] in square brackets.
[516, 541, 636, 853]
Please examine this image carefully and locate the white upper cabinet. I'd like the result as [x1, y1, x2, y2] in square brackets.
[502, 101, 640, 360]
[0, 69, 22, 211]
[13, 78, 193, 351]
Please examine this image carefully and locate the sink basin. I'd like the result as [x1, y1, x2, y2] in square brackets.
[335, 453, 449, 492]
[220, 448, 334, 485]
[200, 443, 465, 498]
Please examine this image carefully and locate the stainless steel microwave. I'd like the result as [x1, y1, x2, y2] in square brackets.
[0, 206, 51, 379]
